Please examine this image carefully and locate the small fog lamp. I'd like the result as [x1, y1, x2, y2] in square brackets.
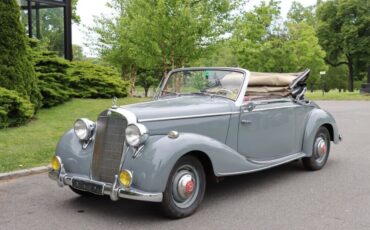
[119, 170, 133, 187]
[51, 156, 61, 171]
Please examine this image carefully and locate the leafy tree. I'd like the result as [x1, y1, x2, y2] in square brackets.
[231, 0, 281, 70]
[136, 70, 160, 97]
[72, 44, 85, 61]
[91, 0, 138, 95]
[91, 0, 239, 94]
[316, 0, 370, 91]
[71, 0, 81, 23]
[192, 40, 239, 67]
[0, 0, 41, 111]
[287, 1, 316, 27]
[232, 0, 327, 84]
[325, 65, 348, 92]
[284, 22, 327, 89]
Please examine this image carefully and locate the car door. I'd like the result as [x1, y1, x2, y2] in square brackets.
[238, 99, 297, 160]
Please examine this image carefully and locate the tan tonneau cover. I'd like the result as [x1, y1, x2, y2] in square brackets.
[246, 70, 308, 97]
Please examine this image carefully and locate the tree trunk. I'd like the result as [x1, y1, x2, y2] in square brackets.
[129, 64, 137, 96]
[144, 87, 149, 97]
[347, 55, 354, 92]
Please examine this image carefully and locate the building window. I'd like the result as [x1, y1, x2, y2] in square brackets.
[19, 0, 72, 60]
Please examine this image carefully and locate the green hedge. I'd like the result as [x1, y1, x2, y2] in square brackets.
[30, 39, 128, 106]
[0, 87, 34, 128]
[68, 61, 128, 98]
[30, 39, 73, 108]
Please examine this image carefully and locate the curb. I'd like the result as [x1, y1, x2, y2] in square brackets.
[0, 166, 49, 181]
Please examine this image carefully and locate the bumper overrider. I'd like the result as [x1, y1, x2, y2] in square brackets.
[48, 157, 163, 202]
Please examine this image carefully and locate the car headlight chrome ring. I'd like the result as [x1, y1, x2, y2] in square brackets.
[125, 123, 149, 147]
[74, 118, 95, 141]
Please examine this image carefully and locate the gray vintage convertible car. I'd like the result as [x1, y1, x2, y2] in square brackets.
[49, 67, 341, 218]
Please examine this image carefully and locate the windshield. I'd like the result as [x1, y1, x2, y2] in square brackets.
[160, 70, 244, 101]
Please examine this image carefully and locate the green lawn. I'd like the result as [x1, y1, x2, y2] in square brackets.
[306, 90, 370, 101]
[0, 97, 147, 173]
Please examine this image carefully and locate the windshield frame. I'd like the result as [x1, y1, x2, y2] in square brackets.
[157, 67, 249, 106]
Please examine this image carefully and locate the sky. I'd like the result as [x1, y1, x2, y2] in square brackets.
[72, 0, 317, 56]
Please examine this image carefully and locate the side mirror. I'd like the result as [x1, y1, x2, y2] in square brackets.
[243, 102, 255, 112]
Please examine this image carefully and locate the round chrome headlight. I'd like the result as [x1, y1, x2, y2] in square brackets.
[125, 124, 148, 147]
[74, 118, 95, 141]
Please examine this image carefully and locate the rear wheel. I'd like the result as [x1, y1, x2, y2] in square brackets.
[302, 126, 331, 171]
[161, 155, 206, 219]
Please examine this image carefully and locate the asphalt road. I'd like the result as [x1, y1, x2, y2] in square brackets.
[1, 101, 370, 230]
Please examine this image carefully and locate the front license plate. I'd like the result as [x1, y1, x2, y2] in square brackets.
[72, 179, 104, 195]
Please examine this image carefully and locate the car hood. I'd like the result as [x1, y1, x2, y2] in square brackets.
[121, 96, 235, 122]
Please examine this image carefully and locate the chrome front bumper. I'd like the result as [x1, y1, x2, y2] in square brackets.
[49, 167, 163, 203]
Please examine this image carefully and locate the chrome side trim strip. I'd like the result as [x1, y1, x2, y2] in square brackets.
[138, 111, 240, 122]
[217, 152, 306, 176]
[253, 105, 298, 112]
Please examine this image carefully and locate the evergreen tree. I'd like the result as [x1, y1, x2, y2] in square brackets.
[0, 0, 41, 110]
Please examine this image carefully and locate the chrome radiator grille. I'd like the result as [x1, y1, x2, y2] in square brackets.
[91, 111, 127, 183]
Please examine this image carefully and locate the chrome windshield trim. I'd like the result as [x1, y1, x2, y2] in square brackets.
[158, 67, 249, 107]
[138, 111, 240, 122]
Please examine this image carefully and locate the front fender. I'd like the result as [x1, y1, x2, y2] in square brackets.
[122, 133, 256, 193]
[55, 129, 93, 176]
[302, 108, 340, 156]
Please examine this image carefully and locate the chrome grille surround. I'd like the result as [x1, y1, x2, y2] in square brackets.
[91, 110, 127, 183]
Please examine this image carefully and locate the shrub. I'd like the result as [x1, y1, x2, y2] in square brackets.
[68, 61, 128, 98]
[0, 0, 41, 110]
[30, 39, 73, 107]
[0, 87, 34, 128]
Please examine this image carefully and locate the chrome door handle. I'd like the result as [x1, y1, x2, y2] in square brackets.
[241, 119, 252, 125]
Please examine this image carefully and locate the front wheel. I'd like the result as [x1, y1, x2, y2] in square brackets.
[302, 126, 331, 171]
[161, 155, 206, 219]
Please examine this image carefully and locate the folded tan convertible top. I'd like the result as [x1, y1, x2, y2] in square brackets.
[246, 70, 310, 97]
[249, 71, 304, 87]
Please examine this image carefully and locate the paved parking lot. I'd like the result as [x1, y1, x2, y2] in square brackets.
[1, 101, 370, 230]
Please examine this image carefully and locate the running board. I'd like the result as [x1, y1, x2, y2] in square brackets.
[218, 152, 305, 176]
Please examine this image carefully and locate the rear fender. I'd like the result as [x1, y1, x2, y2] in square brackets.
[302, 108, 339, 156]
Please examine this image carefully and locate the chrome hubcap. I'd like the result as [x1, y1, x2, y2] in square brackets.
[177, 174, 195, 199]
[172, 165, 199, 208]
[314, 136, 327, 163]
